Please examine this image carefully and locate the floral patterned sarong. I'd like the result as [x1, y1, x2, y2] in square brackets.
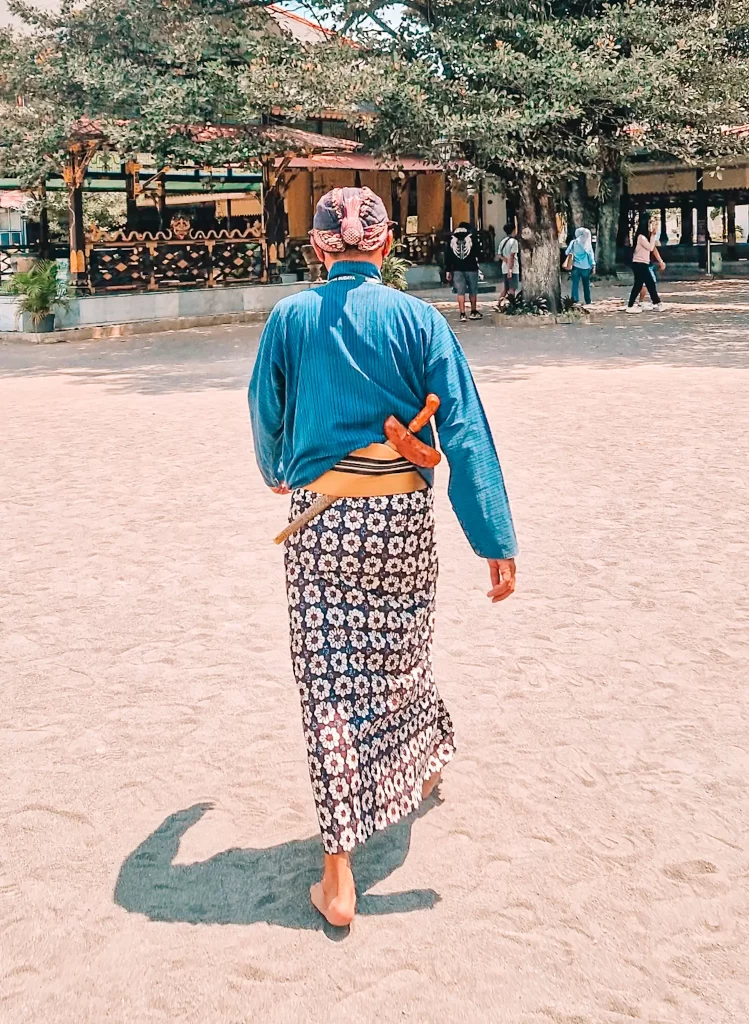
[285, 488, 456, 854]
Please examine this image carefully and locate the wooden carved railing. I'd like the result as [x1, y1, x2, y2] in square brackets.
[85, 222, 266, 292]
[394, 234, 439, 265]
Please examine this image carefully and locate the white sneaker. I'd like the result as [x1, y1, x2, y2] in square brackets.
[626, 305, 642, 314]
[652, 303, 664, 311]
[641, 301, 654, 310]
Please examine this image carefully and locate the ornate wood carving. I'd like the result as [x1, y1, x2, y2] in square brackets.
[86, 232, 264, 292]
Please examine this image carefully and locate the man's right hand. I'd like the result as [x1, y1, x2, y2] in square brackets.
[487, 558, 516, 602]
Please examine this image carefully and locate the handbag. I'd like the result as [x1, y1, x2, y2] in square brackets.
[562, 253, 574, 271]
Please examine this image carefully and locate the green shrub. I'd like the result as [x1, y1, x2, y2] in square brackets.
[3, 260, 69, 328]
[381, 254, 411, 291]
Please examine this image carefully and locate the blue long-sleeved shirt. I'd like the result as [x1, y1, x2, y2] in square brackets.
[248, 260, 517, 559]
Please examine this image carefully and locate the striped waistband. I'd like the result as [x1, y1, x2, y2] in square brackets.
[333, 453, 414, 476]
[304, 442, 427, 498]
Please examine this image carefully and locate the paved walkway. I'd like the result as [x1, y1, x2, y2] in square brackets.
[1, 279, 748, 1023]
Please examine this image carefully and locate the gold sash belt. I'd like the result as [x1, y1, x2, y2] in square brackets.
[303, 443, 428, 498]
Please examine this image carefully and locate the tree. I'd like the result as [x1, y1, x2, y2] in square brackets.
[0, 0, 364, 280]
[0, 0, 360, 180]
[311, 0, 749, 306]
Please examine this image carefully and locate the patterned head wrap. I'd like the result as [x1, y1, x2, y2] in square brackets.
[311, 186, 390, 253]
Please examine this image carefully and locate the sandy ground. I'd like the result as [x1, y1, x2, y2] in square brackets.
[1, 279, 748, 1024]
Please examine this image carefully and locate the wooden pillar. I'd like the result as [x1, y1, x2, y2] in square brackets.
[441, 176, 451, 234]
[62, 149, 90, 291]
[157, 177, 167, 232]
[38, 181, 50, 258]
[696, 170, 708, 268]
[616, 191, 630, 247]
[659, 204, 668, 245]
[679, 200, 693, 245]
[467, 186, 477, 228]
[124, 161, 140, 230]
[262, 159, 290, 282]
[727, 199, 737, 259]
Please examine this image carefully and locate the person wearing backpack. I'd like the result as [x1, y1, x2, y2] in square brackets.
[496, 223, 520, 306]
[444, 222, 483, 322]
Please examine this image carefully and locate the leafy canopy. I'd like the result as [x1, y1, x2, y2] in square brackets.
[312, 0, 749, 188]
[0, 0, 365, 182]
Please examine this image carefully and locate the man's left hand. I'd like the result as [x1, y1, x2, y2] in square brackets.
[271, 483, 291, 495]
[487, 558, 516, 602]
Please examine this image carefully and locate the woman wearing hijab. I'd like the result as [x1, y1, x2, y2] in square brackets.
[564, 227, 596, 307]
[249, 186, 518, 928]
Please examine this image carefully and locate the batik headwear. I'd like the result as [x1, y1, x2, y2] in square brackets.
[311, 186, 390, 253]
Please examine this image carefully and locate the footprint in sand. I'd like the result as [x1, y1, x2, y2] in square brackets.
[662, 859, 718, 882]
[584, 832, 639, 860]
[554, 746, 605, 789]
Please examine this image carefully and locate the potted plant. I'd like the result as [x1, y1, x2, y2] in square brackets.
[3, 260, 69, 333]
[381, 254, 412, 291]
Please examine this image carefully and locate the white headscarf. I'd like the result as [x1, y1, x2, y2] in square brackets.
[574, 227, 594, 256]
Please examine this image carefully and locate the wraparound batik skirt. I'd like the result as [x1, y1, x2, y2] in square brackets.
[285, 488, 456, 854]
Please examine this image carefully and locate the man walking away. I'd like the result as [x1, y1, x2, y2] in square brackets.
[444, 222, 483, 322]
[496, 223, 520, 306]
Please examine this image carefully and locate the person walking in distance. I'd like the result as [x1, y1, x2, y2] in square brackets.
[564, 227, 596, 307]
[627, 214, 665, 313]
[249, 187, 517, 928]
[496, 222, 520, 307]
[638, 242, 666, 310]
[444, 221, 483, 322]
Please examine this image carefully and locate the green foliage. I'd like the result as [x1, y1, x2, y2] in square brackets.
[380, 253, 411, 290]
[498, 293, 550, 317]
[312, 0, 749, 188]
[3, 260, 69, 326]
[0, 0, 360, 182]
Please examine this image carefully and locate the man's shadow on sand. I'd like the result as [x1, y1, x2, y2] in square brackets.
[114, 799, 440, 935]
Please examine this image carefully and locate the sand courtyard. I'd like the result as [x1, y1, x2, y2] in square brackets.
[2, 280, 748, 1023]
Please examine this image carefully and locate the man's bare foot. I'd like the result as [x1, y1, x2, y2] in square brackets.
[310, 854, 356, 927]
[422, 771, 442, 800]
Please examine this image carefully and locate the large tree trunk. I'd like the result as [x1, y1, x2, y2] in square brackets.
[596, 172, 623, 277]
[517, 175, 561, 312]
[566, 174, 597, 241]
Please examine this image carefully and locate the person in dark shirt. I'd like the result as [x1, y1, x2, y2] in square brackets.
[444, 222, 483, 322]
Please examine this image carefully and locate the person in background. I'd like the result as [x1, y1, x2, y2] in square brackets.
[626, 213, 664, 314]
[638, 243, 666, 310]
[564, 227, 596, 307]
[444, 222, 483, 322]
[496, 222, 520, 306]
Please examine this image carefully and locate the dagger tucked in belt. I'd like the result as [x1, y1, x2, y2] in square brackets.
[272, 395, 441, 545]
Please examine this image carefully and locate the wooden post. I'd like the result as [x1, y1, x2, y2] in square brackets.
[62, 147, 93, 292]
[124, 160, 140, 231]
[659, 204, 668, 245]
[157, 177, 167, 232]
[262, 158, 291, 282]
[727, 199, 737, 260]
[38, 180, 50, 258]
[441, 175, 451, 234]
[616, 190, 630, 247]
[391, 176, 403, 234]
[696, 170, 708, 268]
[679, 200, 693, 245]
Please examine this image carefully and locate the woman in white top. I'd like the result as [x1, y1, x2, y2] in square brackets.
[627, 214, 663, 314]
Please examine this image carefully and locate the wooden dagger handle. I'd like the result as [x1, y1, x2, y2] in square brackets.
[273, 493, 337, 545]
[408, 394, 440, 434]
